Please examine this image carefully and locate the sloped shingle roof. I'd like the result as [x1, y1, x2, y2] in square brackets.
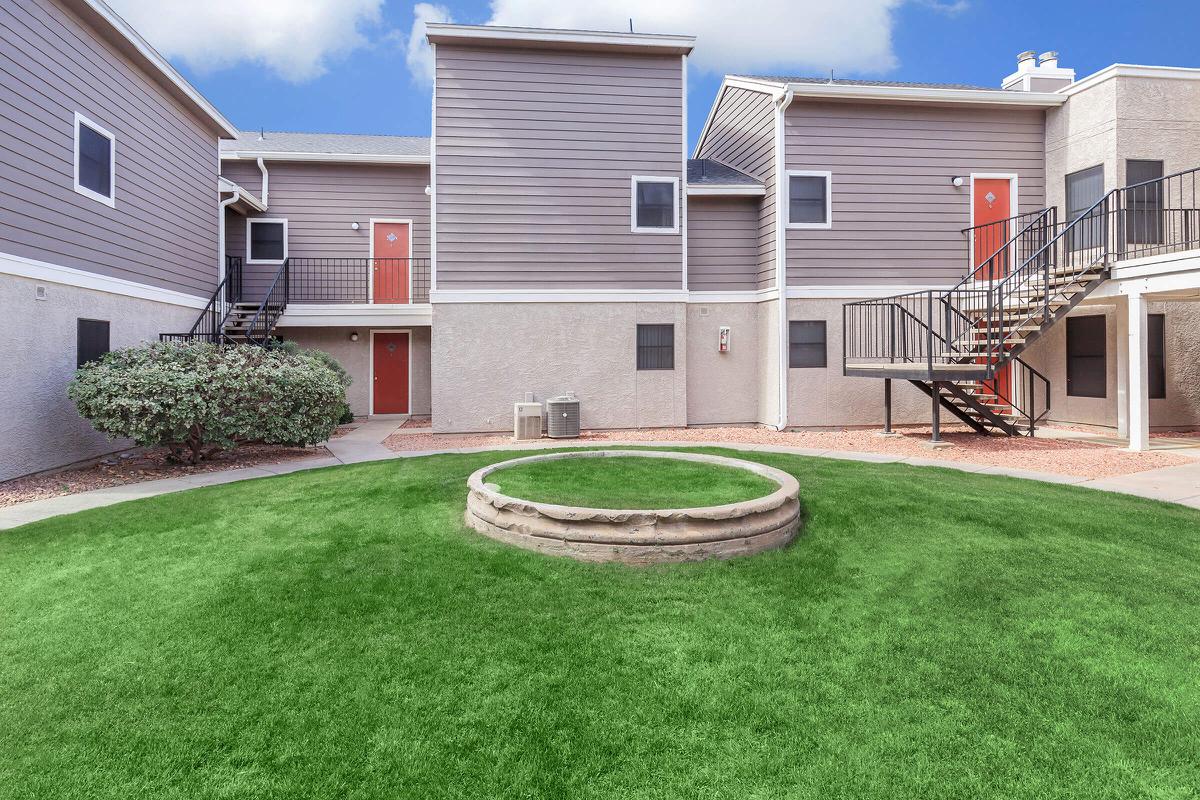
[687, 159, 761, 186]
[220, 131, 430, 158]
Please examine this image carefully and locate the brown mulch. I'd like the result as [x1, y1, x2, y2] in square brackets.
[382, 424, 1190, 480]
[0, 438, 340, 509]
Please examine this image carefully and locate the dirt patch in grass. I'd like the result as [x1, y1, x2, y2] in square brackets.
[0, 440, 337, 508]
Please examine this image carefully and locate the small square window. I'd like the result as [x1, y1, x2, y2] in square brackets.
[636, 324, 674, 370]
[74, 113, 115, 207]
[789, 320, 827, 368]
[787, 172, 831, 228]
[631, 177, 678, 233]
[77, 319, 110, 368]
[247, 219, 287, 263]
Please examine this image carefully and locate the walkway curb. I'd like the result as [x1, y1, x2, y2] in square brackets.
[3, 430, 1199, 530]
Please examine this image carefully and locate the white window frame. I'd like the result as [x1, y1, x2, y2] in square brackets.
[246, 217, 288, 265]
[630, 176, 680, 234]
[73, 112, 115, 208]
[785, 170, 832, 230]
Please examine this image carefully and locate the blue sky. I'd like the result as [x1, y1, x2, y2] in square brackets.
[134, 0, 1200, 151]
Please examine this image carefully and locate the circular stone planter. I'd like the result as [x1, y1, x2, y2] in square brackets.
[464, 450, 802, 564]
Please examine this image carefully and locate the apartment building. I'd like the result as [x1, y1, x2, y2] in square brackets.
[3, 1, 1199, 482]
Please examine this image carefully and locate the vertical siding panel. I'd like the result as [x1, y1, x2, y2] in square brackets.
[434, 44, 684, 290]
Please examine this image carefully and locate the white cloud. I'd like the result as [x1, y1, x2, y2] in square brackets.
[405, 3, 454, 85]
[486, 0, 931, 76]
[107, 0, 384, 83]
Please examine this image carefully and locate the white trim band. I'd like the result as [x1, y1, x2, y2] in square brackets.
[0, 251, 208, 309]
[220, 152, 430, 165]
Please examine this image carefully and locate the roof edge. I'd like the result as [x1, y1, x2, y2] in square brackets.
[220, 151, 430, 165]
[425, 23, 695, 54]
[773, 80, 1066, 107]
[65, 0, 238, 138]
[1062, 64, 1200, 96]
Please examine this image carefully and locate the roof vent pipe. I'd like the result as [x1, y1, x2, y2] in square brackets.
[1038, 51, 1059, 69]
[1016, 50, 1036, 73]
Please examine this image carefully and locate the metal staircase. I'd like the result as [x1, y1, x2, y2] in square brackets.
[843, 166, 1200, 438]
[161, 257, 289, 346]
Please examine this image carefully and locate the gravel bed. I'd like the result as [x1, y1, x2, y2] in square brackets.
[383, 425, 1188, 480]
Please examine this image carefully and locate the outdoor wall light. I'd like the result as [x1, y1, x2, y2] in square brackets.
[350, 331, 359, 342]
[350, 221, 360, 230]
[951, 176, 966, 187]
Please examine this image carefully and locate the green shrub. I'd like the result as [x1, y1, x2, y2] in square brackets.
[270, 339, 356, 424]
[68, 341, 347, 464]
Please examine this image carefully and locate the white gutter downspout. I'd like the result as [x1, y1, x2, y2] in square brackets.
[256, 157, 269, 207]
[773, 87, 795, 430]
[217, 188, 241, 315]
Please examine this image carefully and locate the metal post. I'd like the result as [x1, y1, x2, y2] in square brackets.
[1027, 368, 1035, 437]
[930, 381, 942, 443]
[884, 378, 893, 434]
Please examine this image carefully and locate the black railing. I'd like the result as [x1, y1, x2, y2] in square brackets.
[286, 258, 431, 304]
[962, 209, 1052, 281]
[244, 258, 289, 345]
[989, 357, 1052, 436]
[1115, 168, 1200, 260]
[160, 255, 244, 344]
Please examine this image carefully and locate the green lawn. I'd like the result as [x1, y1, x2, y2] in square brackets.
[2, 447, 1198, 799]
[487, 454, 778, 508]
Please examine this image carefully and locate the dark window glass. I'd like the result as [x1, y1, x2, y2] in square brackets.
[77, 121, 112, 198]
[636, 324, 674, 370]
[250, 221, 285, 261]
[789, 320, 827, 368]
[1066, 314, 1106, 398]
[1125, 160, 1164, 245]
[789, 175, 828, 225]
[77, 319, 110, 368]
[635, 181, 675, 229]
[1149, 313, 1166, 399]
[1065, 165, 1104, 251]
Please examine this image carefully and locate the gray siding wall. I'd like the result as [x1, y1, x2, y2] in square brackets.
[784, 102, 1046, 286]
[434, 44, 684, 290]
[0, 0, 220, 297]
[694, 86, 777, 289]
[686, 196, 760, 291]
[220, 160, 431, 300]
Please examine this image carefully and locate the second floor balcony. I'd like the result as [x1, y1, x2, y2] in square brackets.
[284, 257, 431, 305]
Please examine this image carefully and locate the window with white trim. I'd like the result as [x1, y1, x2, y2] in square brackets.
[247, 218, 287, 264]
[74, 113, 115, 207]
[631, 176, 679, 233]
[786, 171, 831, 228]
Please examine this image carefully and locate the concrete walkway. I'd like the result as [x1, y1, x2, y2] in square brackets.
[3, 423, 1199, 530]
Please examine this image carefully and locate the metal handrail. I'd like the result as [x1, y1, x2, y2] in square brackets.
[159, 255, 244, 344]
[245, 257, 290, 345]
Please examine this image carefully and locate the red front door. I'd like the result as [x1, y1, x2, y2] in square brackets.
[373, 332, 409, 414]
[972, 178, 1014, 402]
[372, 222, 410, 303]
[972, 178, 1012, 281]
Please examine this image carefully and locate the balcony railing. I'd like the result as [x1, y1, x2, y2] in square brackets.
[285, 258, 431, 304]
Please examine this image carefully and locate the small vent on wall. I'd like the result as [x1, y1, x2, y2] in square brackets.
[699, 306, 710, 317]
[35, 285, 47, 301]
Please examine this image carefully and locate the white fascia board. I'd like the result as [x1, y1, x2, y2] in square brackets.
[220, 151, 430, 165]
[1, 250, 208, 308]
[425, 23, 694, 53]
[278, 304, 433, 327]
[74, 0, 237, 137]
[784, 82, 1066, 107]
[688, 289, 777, 303]
[1061, 64, 1200, 96]
[687, 184, 766, 197]
[217, 177, 266, 211]
[786, 285, 955, 299]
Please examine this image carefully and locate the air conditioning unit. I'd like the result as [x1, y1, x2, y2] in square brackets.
[513, 402, 543, 441]
[546, 394, 581, 439]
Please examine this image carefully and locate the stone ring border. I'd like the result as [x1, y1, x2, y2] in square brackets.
[464, 450, 802, 564]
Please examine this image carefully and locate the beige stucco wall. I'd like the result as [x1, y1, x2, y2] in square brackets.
[1, 274, 199, 481]
[785, 297, 932, 428]
[1021, 299, 1200, 430]
[276, 325, 432, 418]
[757, 299, 780, 426]
[1047, 74, 1200, 210]
[431, 303, 688, 433]
[685, 302, 760, 425]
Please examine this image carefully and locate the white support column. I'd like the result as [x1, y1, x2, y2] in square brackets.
[1126, 291, 1150, 451]
[1115, 295, 1129, 438]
